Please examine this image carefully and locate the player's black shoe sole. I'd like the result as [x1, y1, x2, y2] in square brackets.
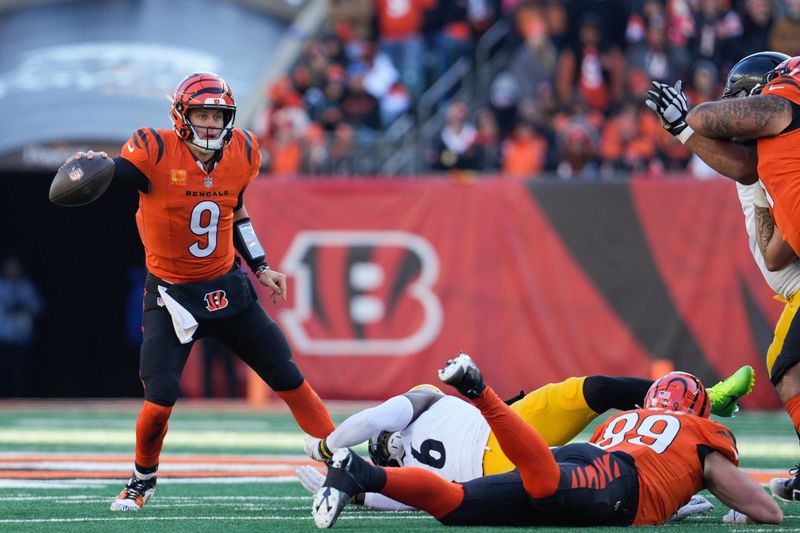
[312, 449, 370, 528]
[438, 352, 486, 399]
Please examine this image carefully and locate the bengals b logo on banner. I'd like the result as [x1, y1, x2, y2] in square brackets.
[204, 290, 229, 312]
[279, 231, 443, 356]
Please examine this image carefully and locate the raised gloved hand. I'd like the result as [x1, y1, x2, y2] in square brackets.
[645, 80, 693, 143]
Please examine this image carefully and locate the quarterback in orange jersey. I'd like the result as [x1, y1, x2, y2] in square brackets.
[311, 354, 782, 528]
[59, 72, 334, 511]
[646, 54, 800, 503]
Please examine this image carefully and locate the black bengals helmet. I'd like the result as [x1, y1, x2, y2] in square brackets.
[722, 51, 790, 98]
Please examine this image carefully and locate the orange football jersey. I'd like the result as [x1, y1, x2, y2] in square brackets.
[120, 128, 262, 283]
[590, 408, 738, 526]
[756, 78, 800, 255]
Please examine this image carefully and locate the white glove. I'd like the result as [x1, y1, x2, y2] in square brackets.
[304, 434, 332, 462]
[296, 465, 325, 495]
[752, 183, 770, 208]
[668, 494, 714, 522]
[723, 508, 752, 524]
[645, 80, 694, 144]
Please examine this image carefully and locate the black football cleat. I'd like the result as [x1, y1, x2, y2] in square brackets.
[770, 466, 800, 502]
[312, 448, 370, 528]
[438, 352, 486, 399]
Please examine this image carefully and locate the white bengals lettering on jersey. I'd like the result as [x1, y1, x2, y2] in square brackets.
[399, 396, 491, 481]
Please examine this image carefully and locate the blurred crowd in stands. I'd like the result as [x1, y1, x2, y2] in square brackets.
[260, 0, 800, 179]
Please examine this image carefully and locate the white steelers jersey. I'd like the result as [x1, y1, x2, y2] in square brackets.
[736, 182, 800, 298]
[398, 395, 491, 481]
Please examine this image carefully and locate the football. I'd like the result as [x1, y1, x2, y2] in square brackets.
[49, 155, 115, 206]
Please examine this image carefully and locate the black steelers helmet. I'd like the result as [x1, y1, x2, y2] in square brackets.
[722, 51, 791, 98]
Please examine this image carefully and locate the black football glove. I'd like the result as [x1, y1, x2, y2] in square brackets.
[645, 80, 690, 137]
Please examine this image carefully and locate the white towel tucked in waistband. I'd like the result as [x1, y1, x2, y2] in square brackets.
[157, 285, 198, 344]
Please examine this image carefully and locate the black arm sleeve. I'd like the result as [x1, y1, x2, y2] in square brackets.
[111, 157, 150, 193]
[233, 217, 268, 272]
[697, 444, 718, 470]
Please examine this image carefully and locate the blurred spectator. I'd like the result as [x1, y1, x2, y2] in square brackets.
[357, 41, 401, 101]
[376, 0, 433, 98]
[685, 59, 720, 105]
[556, 120, 599, 180]
[739, 0, 773, 55]
[626, 15, 690, 83]
[328, 123, 358, 174]
[328, 0, 375, 41]
[341, 68, 382, 131]
[301, 123, 329, 175]
[563, 0, 631, 57]
[502, 120, 548, 178]
[688, 0, 743, 71]
[770, 0, 800, 56]
[508, 9, 558, 105]
[556, 13, 625, 113]
[269, 110, 305, 176]
[489, 71, 521, 135]
[474, 107, 502, 171]
[513, 0, 569, 49]
[427, 101, 479, 170]
[317, 71, 347, 131]
[0, 256, 43, 398]
[425, 0, 481, 79]
[600, 99, 659, 175]
[381, 82, 413, 127]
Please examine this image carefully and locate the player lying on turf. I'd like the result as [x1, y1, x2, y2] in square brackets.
[311, 353, 781, 528]
[299, 364, 754, 519]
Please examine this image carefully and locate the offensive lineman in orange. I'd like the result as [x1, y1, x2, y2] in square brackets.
[311, 353, 782, 528]
[60, 72, 335, 511]
[646, 55, 800, 502]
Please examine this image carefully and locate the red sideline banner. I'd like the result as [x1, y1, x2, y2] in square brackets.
[243, 177, 782, 408]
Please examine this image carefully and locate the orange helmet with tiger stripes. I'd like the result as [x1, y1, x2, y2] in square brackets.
[752, 55, 800, 96]
[644, 371, 711, 418]
[170, 72, 236, 152]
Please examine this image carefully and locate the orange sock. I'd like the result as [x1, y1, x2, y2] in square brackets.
[383, 467, 464, 519]
[134, 400, 172, 471]
[472, 386, 560, 498]
[275, 380, 335, 438]
[785, 395, 800, 442]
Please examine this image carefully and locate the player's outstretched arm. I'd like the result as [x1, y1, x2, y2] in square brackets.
[304, 388, 442, 462]
[686, 95, 792, 141]
[703, 451, 782, 524]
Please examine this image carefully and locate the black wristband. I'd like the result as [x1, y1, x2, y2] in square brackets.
[233, 217, 268, 272]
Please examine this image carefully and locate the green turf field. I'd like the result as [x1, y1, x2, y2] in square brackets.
[0, 403, 798, 532]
